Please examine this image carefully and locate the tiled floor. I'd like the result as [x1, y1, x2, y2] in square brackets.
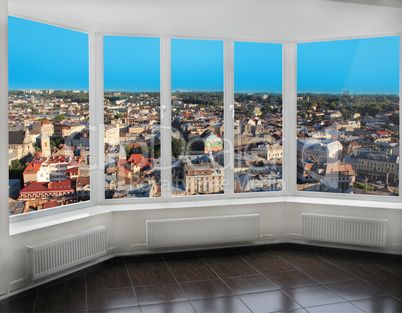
[1, 243, 402, 313]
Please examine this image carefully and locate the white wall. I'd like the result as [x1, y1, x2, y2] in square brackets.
[1, 0, 402, 299]
[1, 201, 402, 297]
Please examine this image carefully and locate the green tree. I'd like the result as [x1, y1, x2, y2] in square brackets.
[53, 114, 66, 122]
[140, 145, 151, 158]
[125, 145, 132, 160]
[328, 102, 337, 110]
[9, 159, 26, 184]
[390, 113, 399, 125]
[154, 142, 161, 159]
[50, 140, 56, 151]
[172, 138, 183, 157]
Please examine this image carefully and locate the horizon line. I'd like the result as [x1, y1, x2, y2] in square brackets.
[8, 89, 400, 96]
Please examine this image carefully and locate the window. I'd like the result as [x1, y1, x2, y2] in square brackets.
[297, 36, 400, 196]
[234, 42, 283, 193]
[104, 36, 160, 199]
[171, 39, 224, 197]
[8, 16, 89, 215]
[7, 20, 401, 220]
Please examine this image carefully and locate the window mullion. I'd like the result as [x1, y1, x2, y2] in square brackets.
[282, 42, 297, 196]
[399, 35, 402, 201]
[89, 32, 104, 205]
[160, 36, 172, 201]
[224, 39, 234, 197]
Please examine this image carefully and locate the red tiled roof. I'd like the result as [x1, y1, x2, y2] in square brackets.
[23, 161, 43, 175]
[20, 179, 74, 194]
[66, 167, 79, 175]
[377, 131, 390, 137]
[127, 154, 152, 171]
[40, 119, 52, 125]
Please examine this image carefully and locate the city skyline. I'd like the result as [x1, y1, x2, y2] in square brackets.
[8, 16, 400, 94]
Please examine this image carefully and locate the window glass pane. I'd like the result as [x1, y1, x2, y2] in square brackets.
[8, 17, 89, 215]
[104, 36, 160, 199]
[234, 42, 283, 193]
[171, 39, 224, 196]
[297, 37, 400, 196]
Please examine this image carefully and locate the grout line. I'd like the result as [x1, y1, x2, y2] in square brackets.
[200, 254, 255, 313]
[124, 260, 143, 313]
[32, 290, 39, 313]
[162, 258, 198, 313]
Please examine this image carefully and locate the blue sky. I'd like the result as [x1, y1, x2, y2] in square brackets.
[8, 16, 400, 94]
[172, 39, 223, 92]
[235, 42, 282, 93]
[8, 16, 89, 90]
[104, 36, 160, 92]
[298, 37, 400, 94]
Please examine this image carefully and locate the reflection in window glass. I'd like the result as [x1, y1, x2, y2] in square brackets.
[104, 36, 160, 199]
[297, 37, 400, 196]
[234, 42, 283, 193]
[171, 39, 224, 196]
[8, 17, 89, 215]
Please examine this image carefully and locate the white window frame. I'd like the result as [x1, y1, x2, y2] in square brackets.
[294, 34, 402, 203]
[7, 15, 402, 227]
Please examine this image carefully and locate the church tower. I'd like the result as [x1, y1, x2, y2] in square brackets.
[36, 133, 51, 158]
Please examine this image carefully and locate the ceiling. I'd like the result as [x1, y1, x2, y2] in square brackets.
[8, 0, 402, 42]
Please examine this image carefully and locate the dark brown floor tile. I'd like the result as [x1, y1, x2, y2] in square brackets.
[170, 265, 218, 282]
[239, 290, 302, 313]
[363, 271, 402, 297]
[126, 259, 167, 272]
[277, 309, 308, 313]
[237, 250, 276, 263]
[364, 256, 402, 276]
[209, 262, 258, 278]
[373, 262, 402, 277]
[39, 271, 86, 290]
[87, 288, 138, 311]
[274, 250, 332, 269]
[191, 296, 252, 313]
[87, 270, 132, 290]
[283, 285, 345, 308]
[180, 279, 233, 300]
[86, 260, 127, 275]
[163, 250, 201, 259]
[302, 265, 355, 283]
[135, 283, 187, 305]
[165, 257, 206, 269]
[305, 301, 364, 313]
[223, 275, 278, 294]
[5, 245, 402, 313]
[324, 279, 386, 301]
[314, 252, 365, 266]
[246, 254, 297, 273]
[129, 268, 176, 286]
[351, 295, 402, 313]
[264, 270, 319, 289]
[35, 276, 86, 312]
[339, 262, 392, 280]
[202, 253, 244, 264]
[88, 306, 141, 313]
[200, 247, 235, 256]
[141, 301, 196, 313]
[0, 290, 37, 313]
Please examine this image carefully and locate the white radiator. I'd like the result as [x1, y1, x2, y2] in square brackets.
[26, 226, 107, 280]
[302, 213, 387, 247]
[146, 214, 260, 249]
